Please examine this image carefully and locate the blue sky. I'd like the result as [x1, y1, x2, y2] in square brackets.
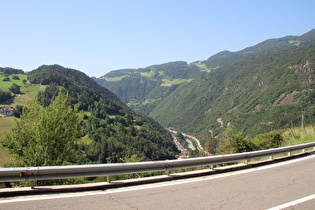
[1, 0, 314, 77]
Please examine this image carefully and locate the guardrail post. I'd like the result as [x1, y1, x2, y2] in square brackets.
[165, 160, 170, 176]
[107, 176, 111, 183]
[166, 169, 170, 176]
[244, 159, 248, 164]
[31, 180, 35, 189]
[209, 165, 214, 170]
[288, 151, 291, 156]
[269, 156, 273, 160]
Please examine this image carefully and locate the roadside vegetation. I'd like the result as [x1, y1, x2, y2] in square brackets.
[199, 125, 315, 157]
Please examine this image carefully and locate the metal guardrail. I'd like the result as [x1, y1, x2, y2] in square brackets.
[1, 142, 315, 184]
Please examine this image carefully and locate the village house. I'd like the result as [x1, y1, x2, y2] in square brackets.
[0, 107, 15, 116]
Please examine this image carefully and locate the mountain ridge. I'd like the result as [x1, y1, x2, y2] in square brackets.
[203, 29, 315, 68]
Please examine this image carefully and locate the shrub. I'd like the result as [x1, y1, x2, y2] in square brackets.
[252, 130, 285, 150]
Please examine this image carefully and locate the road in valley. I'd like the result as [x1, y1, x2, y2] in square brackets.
[1, 154, 315, 209]
[182, 133, 204, 151]
[168, 129, 204, 152]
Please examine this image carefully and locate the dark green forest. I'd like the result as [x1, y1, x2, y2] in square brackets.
[0, 67, 24, 75]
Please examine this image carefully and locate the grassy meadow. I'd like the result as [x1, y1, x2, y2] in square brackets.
[0, 74, 43, 106]
[0, 74, 28, 90]
[0, 117, 16, 165]
[160, 78, 193, 86]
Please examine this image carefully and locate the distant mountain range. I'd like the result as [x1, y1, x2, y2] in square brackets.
[96, 29, 315, 145]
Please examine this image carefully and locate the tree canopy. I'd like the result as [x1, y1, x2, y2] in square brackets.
[9, 83, 21, 94]
[1, 89, 82, 166]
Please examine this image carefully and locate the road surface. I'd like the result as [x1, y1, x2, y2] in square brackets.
[1, 154, 315, 209]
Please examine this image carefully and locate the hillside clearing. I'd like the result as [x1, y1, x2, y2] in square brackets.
[160, 78, 193, 86]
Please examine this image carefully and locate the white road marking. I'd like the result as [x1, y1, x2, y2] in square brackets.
[267, 194, 315, 210]
[0, 154, 314, 204]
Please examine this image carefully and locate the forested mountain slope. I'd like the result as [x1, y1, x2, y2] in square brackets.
[150, 46, 315, 144]
[27, 65, 178, 163]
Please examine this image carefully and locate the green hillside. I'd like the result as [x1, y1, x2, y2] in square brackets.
[95, 61, 205, 115]
[150, 45, 315, 145]
[25, 65, 178, 163]
[1, 65, 179, 165]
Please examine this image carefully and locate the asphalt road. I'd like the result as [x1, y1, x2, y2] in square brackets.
[1, 154, 315, 210]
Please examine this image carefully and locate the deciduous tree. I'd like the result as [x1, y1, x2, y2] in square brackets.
[1, 89, 82, 166]
[9, 83, 20, 94]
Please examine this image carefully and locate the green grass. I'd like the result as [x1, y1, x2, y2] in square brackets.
[283, 126, 315, 146]
[160, 78, 193, 86]
[158, 71, 164, 76]
[0, 74, 27, 90]
[140, 72, 154, 77]
[0, 74, 43, 106]
[195, 63, 219, 72]
[0, 117, 16, 165]
[127, 98, 161, 107]
[0, 116, 16, 135]
[196, 64, 210, 71]
[0, 146, 13, 166]
[140, 71, 164, 78]
[21, 84, 45, 99]
[80, 135, 93, 145]
[289, 40, 301, 47]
